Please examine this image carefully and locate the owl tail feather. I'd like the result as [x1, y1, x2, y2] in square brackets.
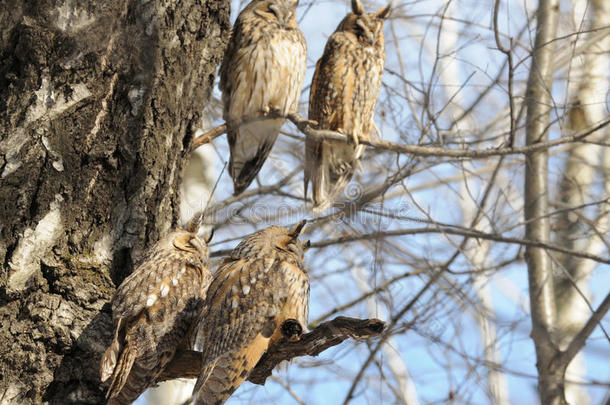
[229, 120, 281, 195]
[100, 318, 123, 383]
[305, 140, 331, 212]
[230, 140, 275, 196]
[310, 142, 358, 212]
[106, 344, 136, 399]
[191, 361, 217, 405]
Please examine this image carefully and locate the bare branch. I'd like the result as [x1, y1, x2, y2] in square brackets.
[158, 317, 386, 385]
[558, 292, 610, 369]
[309, 227, 610, 265]
[190, 111, 610, 159]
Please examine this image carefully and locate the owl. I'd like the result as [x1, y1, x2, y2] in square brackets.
[220, 0, 307, 195]
[189, 221, 310, 405]
[100, 217, 213, 405]
[304, 0, 390, 211]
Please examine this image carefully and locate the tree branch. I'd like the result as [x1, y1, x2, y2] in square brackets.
[309, 227, 610, 265]
[558, 291, 610, 369]
[157, 317, 386, 385]
[189, 111, 610, 159]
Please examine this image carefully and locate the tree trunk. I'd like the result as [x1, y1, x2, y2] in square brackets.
[523, 0, 564, 404]
[555, 0, 609, 401]
[0, 1, 229, 403]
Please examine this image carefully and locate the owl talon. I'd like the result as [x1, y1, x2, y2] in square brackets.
[350, 132, 359, 146]
[281, 318, 303, 341]
[297, 118, 318, 133]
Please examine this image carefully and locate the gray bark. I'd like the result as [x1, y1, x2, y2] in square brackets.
[0, 1, 229, 403]
[523, 0, 564, 404]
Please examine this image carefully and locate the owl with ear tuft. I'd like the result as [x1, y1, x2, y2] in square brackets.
[100, 215, 213, 405]
[305, 0, 390, 211]
[188, 221, 310, 405]
[221, 0, 307, 195]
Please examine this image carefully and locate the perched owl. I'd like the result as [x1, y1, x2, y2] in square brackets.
[189, 221, 310, 405]
[220, 0, 307, 195]
[305, 0, 390, 211]
[100, 217, 213, 405]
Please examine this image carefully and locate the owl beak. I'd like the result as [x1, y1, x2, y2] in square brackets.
[269, 4, 286, 28]
[189, 237, 205, 253]
[356, 20, 375, 45]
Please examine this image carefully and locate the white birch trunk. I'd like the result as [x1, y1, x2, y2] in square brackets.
[555, 1, 610, 403]
[438, 2, 510, 402]
[351, 265, 421, 405]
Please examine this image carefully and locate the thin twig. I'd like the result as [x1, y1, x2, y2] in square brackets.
[342, 267, 446, 404]
[493, 0, 516, 146]
[309, 227, 610, 265]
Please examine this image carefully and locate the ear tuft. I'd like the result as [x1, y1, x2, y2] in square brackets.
[376, 3, 391, 19]
[304, 240, 311, 251]
[205, 228, 215, 244]
[186, 211, 204, 233]
[351, 0, 364, 15]
[289, 219, 307, 238]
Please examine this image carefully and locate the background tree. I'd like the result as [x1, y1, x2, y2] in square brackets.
[1, 0, 609, 404]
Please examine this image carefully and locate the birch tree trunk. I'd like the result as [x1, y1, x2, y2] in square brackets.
[523, 0, 564, 403]
[0, 1, 229, 403]
[437, 2, 510, 401]
[555, 0, 610, 403]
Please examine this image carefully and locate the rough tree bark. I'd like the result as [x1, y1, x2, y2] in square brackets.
[0, 1, 230, 403]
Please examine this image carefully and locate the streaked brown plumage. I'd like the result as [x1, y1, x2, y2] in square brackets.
[100, 218, 212, 405]
[221, 0, 307, 195]
[189, 222, 310, 405]
[305, 0, 390, 211]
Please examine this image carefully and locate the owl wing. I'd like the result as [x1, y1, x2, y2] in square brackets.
[110, 258, 162, 323]
[191, 255, 309, 404]
[101, 258, 164, 384]
[102, 253, 210, 402]
[218, 8, 245, 113]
